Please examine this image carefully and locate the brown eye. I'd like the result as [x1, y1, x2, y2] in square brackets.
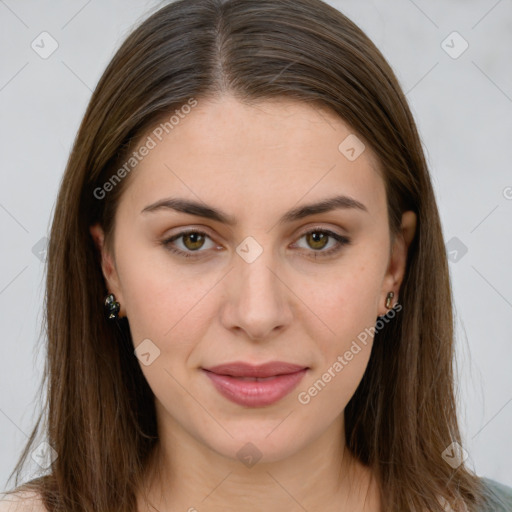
[162, 228, 350, 261]
[162, 230, 216, 258]
[293, 228, 351, 259]
[305, 231, 329, 250]
[182, 232, 206, 251]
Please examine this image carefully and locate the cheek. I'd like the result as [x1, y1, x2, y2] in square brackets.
[116, 241, 218, 354]
[117, 252, 216, 408]
[297, 259, 383, 354]
[295, 273, 378, 415]
[291, 259, 382, 415]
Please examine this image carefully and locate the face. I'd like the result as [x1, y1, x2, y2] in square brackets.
[91, 95, 416, 464]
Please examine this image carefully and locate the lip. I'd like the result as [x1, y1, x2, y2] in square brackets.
[202, 361, 308, 407]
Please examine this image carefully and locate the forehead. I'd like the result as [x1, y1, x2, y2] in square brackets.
[119, 95, 386, 219]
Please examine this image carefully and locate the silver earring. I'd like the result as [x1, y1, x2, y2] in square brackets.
[104, 293, 121, 320]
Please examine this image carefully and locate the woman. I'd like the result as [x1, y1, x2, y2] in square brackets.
[1, 0, 511, 510]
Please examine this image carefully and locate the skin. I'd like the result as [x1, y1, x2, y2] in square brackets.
[90, 95, 417, 512]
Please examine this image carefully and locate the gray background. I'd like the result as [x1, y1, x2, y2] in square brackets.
[1, 0, 511, 490]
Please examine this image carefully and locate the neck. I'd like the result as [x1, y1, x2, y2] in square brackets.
[137, 414, 380, 512]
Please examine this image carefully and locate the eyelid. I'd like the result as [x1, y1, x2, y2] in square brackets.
[161, 225, 219, 245]
[162, 223, 347, 242]
[295, 224, 348, 238]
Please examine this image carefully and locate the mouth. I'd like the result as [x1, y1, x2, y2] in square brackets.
[202, 361, 308, 407]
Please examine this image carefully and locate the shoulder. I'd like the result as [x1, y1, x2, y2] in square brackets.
[0, 490, 47, 512]
[479, 477, 512, 511]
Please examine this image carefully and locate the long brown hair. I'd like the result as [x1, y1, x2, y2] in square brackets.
[6, 0, 496, 510]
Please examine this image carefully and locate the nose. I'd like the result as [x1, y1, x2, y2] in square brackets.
[219, 245, 293, 342]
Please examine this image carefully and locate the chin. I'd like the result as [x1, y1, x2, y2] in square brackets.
[199, 417, 314, 465]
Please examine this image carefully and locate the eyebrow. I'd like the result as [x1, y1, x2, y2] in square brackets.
[141, 194, 368, 225]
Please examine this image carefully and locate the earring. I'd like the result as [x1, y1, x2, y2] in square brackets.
[104, 293, 121, 320]
[385, 291, 394, 309]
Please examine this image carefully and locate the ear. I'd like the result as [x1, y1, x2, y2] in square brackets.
[89, 223, 125, 316]
[378, 210, 417, 316]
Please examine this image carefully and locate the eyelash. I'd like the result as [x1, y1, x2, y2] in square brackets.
[161, 227, 351, 260]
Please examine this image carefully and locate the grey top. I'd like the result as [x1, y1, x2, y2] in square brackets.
[481, 478, 512, 511]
